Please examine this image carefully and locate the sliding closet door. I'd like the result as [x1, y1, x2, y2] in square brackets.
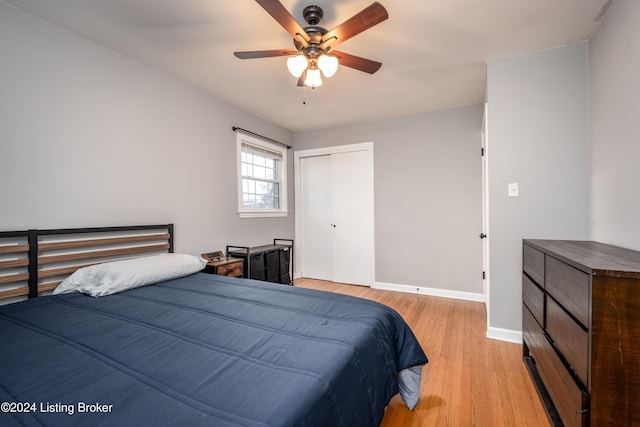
[299, 148, 373, 286]
[330, 150, 373, 285]
[300, 155, 333, 281]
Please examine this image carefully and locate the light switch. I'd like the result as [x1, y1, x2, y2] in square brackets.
[508, 183, 519, 197]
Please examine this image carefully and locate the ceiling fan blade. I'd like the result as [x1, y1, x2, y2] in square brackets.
[332, 50, 382, 74]
[297, 74, 304, 87]
[234, 49, 297, 59]
[255, 0, 310, 42]
[322, 2, 388, 49]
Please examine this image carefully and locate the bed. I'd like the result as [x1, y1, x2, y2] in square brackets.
[0, 225, 428, 427]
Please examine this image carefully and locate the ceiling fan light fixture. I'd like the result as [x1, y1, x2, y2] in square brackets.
[318, 54, 339, 78]
[287, 55, 308, 78]
[304, 68, 323, 88]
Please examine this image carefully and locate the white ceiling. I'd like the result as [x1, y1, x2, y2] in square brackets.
[5, 0, 611, 132]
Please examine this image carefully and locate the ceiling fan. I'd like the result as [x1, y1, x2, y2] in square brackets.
[233, 0, 388, 88]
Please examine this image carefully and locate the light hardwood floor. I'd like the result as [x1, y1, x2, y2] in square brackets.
[295, 278, 550, 427]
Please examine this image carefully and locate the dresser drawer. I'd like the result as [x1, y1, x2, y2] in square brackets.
[546, 297, 589, 387]
[522, 303, 544, 361]
[522, 274, 544, 326]
[524, 307, 588, 427]
[545, 256, 590, 328]
[217, 261, 243, 277]
[523, 244, 545, 287]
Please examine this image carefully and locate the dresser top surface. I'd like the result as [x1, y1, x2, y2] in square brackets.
[524, 239, 640, 278]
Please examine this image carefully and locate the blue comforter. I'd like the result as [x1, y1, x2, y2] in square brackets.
[0, 273, 427, 426]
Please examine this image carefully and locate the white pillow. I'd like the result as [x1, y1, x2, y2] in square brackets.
[53, 253, 207, 297]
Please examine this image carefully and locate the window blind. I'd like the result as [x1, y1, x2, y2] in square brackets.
[241, 143, 282, 160]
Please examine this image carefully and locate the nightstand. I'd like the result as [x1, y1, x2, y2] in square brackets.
[203, 257, 244, 277]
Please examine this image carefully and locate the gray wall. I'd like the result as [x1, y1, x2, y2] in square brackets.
[294, 105, 484, 295]
[0, 2, 294, 254]
[589, 0, 640, 251]
[486, 42, 590, 333]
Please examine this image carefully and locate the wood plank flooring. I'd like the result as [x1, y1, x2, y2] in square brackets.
[294, 278, 550, 427]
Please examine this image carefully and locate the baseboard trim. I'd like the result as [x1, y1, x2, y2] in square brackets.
[372, 281, 485, 303]
[486, 326, 522, 343]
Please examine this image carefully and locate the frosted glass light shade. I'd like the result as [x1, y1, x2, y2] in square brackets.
[304, 68, 323, 87]
[287, 55, 308, 78]
[318, 54, 339, 77]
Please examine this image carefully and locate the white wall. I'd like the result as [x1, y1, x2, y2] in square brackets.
[486, 43, 590, 335]
[294, 105, 484, 297]
[0, 2, 294, 254]
[589, 0, 640, 251]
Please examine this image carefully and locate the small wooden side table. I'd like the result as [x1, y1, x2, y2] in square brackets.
[203, 257, 244, 277]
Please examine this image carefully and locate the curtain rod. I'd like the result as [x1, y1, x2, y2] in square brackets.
[232, 126, 292, 150]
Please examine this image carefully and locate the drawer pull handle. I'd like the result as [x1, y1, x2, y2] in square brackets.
[576, 409, 588, 414]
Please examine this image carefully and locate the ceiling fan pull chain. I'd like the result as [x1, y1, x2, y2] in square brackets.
[302, 82, 307, 105]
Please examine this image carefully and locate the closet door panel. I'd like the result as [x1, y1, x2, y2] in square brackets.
[331, 150, 373, 286]
[300, 155, 333, 281]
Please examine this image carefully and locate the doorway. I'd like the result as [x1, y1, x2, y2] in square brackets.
[294, 143, 374, 286]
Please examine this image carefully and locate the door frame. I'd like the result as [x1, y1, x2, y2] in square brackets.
[481, 103, 491, 328]
[294, 142, 375, 283]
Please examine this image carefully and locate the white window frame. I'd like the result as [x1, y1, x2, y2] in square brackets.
[236, 132, 288, 218]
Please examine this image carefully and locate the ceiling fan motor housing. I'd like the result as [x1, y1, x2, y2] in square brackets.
[293, 25, 327, 52]
[303, 5, 323, 25]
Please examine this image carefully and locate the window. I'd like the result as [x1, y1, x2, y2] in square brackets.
[236, 132, 288, 218]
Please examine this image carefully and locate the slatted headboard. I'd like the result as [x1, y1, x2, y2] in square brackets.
[0, 224, 173, 303]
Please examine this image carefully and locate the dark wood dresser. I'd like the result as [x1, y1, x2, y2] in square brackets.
[522, 239, 640, 427]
